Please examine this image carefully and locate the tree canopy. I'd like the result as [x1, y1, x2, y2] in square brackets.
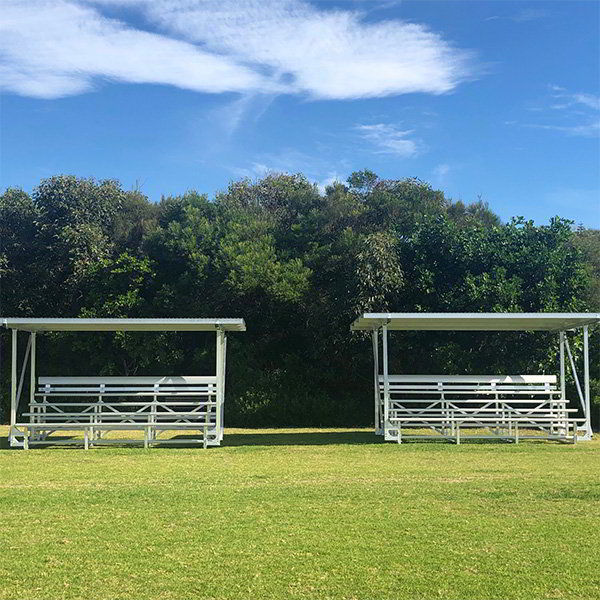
[1, 172, 597, 426]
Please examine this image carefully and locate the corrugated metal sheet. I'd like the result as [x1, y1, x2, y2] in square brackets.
[1, 318, 246, 332]
[351, 312, 600, 331]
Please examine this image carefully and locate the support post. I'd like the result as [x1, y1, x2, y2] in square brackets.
[30, 332, 36, 408]
[559, 331, 566, 435]
[382, 324, 390, 440]
[215, 329, 226, 446]
[372, 328, 381, 434]
[559, 331, 565, 400]
[9, 329, 17, 446]
[583, 326, 592, 439]
[221, 332, 227, 441]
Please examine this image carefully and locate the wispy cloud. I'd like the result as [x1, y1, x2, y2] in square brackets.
[1, 0, 475, 100]
[230, 162, 273, 179]
[525, 122, 600, 138]
[230, 149, 348, 192]
[355, 123, 421, 157]
[514, 85, 600, 139]
[231, 162, 344, 194]
[209, 94, 276, 138]
[317, 172, 344, 194]
[433, 163, 451, 181]
[0, 0, 270, 99]
[485, 8, 549, 23]
[548, 86, 600, 111]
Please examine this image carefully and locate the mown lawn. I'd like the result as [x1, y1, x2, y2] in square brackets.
[0, 426, 599, 600]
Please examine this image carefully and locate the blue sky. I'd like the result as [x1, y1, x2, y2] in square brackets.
[1, 0, 599, 226]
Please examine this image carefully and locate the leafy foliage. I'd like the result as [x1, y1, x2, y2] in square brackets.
[0, 173, 597, 425]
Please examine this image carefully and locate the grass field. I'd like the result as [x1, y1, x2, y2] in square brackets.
[1, 426, 599, 600]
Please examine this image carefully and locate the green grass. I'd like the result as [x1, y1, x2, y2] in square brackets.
[1, 427, 599, 600]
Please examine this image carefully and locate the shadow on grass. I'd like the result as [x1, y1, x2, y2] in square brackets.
[0, 434, 82, 450]
[221, 431, 566, 447]
[0, 430, 561, 450]
[0, 430, 382, 449]
[223, 430, 541, 447]
[223, 430, 382, 446]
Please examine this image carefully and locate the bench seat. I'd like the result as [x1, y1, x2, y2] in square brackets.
[378, 374, 582, 444]
[19, 376, 221, 449]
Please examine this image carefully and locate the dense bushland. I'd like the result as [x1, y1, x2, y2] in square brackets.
[0, 172, 598, 426]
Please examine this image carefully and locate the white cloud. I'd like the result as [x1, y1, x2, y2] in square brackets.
[1, 0, 475, 100]
[433, 163, 450, 179]
[231, 162, 344, 194]
[0, 0, 271, 99]
[514, 85, 600, 139]
[526, 122, 600, 138]
[513, 9, 549, 22]
[234, 162, 273, 179]
[317, 172, 344, 194]
[485, 8, 549, 23]
[230, 150, 348, 192]
[209, 94, 276, 138]
[549, 87, 600, 112]
[138, 0, 474, 100]
[356, 123, 420, 157]
[572, 93, 600, 111]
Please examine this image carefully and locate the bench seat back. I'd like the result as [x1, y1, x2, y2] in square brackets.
[379, 374, 556, 386]
[29, 376, 218, 428]
[38, 376, 216, 395]
[379, 374, 558, 396]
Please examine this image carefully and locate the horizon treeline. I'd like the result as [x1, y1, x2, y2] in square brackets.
[0, 171, 598, 426]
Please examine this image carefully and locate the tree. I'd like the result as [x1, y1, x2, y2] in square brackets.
[0, 171, 596, 427]
[573, 227, 600, 310]
[0, 188, 40, 315]
[32, 176, 126, 314]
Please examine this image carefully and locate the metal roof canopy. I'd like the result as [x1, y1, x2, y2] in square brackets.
[2, 318, 246, 332]
[351, 312, 600, 332]
[5, 317, 244, 448]
[355, 312, 597, 441]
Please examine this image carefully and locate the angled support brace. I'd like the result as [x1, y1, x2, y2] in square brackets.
[10, 330, 34, 447]
[564, 330, 592, 441]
